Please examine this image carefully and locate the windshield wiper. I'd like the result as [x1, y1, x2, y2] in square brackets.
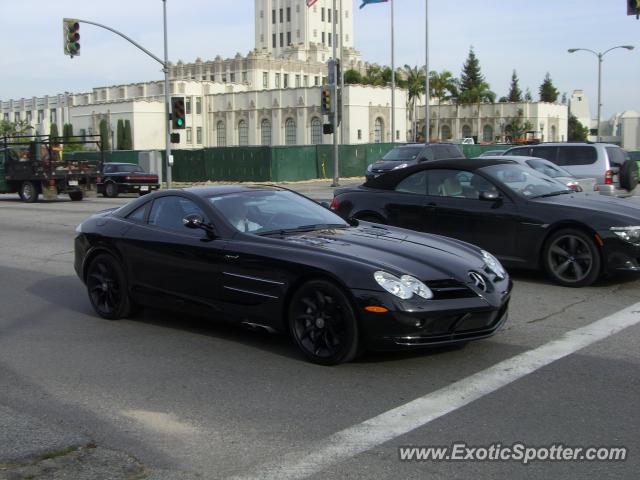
[531, 190, 573, 199]
[258, 224, 348, 236]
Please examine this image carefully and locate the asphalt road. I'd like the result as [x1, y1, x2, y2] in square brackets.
[1, 184, 639, 479]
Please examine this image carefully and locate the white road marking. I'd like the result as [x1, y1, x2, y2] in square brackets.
[231, 302, 640, 480]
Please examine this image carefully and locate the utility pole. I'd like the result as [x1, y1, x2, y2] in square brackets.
[424, 0, 430, 145]
[63, 0, 173, 188]
[331, 0, 340, 187]
[391, 0, 395, 144]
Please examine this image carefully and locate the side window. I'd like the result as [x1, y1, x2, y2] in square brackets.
[507, 147, 530, 157]
[427, 169, 485, 199]
[529, 146, 558, 162]
[395, 171, 427, 195]
[104, 164, 115, 173]
[126, 203, 149, 223]
[556, 146, 597, 166]
[421, 147, 435, 161]
[148, 196, 207, 235]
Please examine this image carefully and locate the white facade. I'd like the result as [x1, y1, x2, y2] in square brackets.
[568, 89, 593, 133]
[417, 101, 569, 144]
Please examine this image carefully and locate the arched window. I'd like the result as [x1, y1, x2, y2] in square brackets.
[374, 117, 384, 143]
[285, 118, 296, 145]
[462, 125, 472, 139]
[440, 124, 451, 140]
[311, 117, 323, 144]
[483, 125, 494, 142]
[261, 118, 271, 146]
[216, 121, 226, 147]
[238, 119, 248, 146]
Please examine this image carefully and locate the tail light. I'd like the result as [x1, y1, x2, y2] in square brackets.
[594, 184, 599, 191]
[125, 176, 131, 181]
[604, 170, 613, 185]
[330, 197, 339, 210]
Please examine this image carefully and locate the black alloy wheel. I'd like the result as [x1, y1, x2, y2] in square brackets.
[86, 254, 134, 320]
[289, 280, 360, 365]
[543, 229, 601, 287]
[20, 181, 39, 203]
[104, 182, 119, 198]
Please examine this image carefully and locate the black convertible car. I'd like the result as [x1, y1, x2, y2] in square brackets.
[331, 158, 640, 287]
[75, 186, 512, 365]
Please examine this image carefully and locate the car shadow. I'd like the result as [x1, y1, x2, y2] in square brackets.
[507, 268, 640, 288]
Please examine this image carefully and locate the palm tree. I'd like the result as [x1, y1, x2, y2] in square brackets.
[403, 65, 426, 141]
[429, 70, 458, 141]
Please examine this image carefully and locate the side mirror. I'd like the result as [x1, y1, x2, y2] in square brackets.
[479, 190, 501, 201]
[183, 214, 216, 238]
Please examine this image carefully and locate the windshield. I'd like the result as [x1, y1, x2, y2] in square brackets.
[481, 164, 571, 198]
[382, 146, 423, 161]
[525, 159, 573, 179]
[208, 190, 348, 234]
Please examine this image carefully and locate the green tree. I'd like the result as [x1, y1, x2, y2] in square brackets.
[402, 65, 426, 141]
[539, 72, 559, 103]
[568, 114, 589, 141]
[507, 70, 523, 102]
[430, 70, 458, 103]
[459, 47, 494, 103]
[62, 123, 73, 143]
[116, 119, 124, 150]
[0, 120, 29, 137]
[49, 123, 59, 143]
[122, 120, 133, 150]
[524, 88, 533, 102]
[99, 119, 110, 151]
[344, 69, 363, 84]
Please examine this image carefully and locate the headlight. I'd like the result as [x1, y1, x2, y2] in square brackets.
[392, 163, 408, 170]
[366, 164, 373, 172]
[374, 271, 433, 300]
[481, 250, 506, 279]
[611, 226, 640, 243]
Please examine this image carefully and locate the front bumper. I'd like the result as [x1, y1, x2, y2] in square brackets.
[352, 281, 512, 351]
[600, 232, 640, 273]
[597, 184, 633, 197]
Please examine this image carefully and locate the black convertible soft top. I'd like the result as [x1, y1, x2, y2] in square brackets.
[363, 158, 516, 190]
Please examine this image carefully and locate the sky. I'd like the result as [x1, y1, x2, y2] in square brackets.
[1, 0, 638, 118]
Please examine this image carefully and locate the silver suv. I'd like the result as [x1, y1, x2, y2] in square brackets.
[504, 143, 639, 196]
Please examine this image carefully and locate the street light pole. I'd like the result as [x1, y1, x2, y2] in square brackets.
[424, 0, 430, 145]
[331, 0, 339, 187]
[568, 45, 634, 142]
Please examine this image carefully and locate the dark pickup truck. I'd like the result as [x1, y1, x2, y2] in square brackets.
[97, 162, 160, 198]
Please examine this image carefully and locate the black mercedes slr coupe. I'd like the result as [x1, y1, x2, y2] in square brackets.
[75, 186, 512, 365]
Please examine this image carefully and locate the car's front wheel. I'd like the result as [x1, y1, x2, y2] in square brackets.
[288, 280, 360, 365]
[104, 182, 119, 198]
[19, 181, 39, 203]
[543, 229, 601, 287]
[86, 254, 134, 320]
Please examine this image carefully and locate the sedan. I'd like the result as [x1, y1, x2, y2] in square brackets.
[483, 155, 597, 193]
[331, 158, 640, 287]
[97, 163, 160, 198]
[75, 186, 512, 365]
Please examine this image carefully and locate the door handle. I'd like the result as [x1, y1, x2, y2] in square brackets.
[224, 254, 239, 261]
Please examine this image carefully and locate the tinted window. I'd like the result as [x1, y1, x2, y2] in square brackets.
[606, 147, 627, 166]
[507, 147, 530, 156]
[555, 146, 597, 166]
[382, 146, 423, 161]
[148, 196, 207, 235]
[426, 169, 486, 199]
[529, 146, 558, 162]
[395, 171, 427, 194]
[483, 164, 568, 197]
[126, 203, 149, 223]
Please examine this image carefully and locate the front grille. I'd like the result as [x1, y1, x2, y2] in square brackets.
[424, 279, 477, 299]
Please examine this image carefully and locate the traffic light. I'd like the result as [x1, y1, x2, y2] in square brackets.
[321, 86, 333, 115]
[63, 18, 80, 57]
[171, 97, 186, 129]
[629, 0, 640, 17]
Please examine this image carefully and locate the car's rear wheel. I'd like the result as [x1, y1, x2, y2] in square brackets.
[543, 229, 601, 287]
[619, 160, 639, 192]
[19, 181, 39, 203]
[86, 254, 134, 320]
[289, 280, 360, 365]
[104, 182, 119, 198]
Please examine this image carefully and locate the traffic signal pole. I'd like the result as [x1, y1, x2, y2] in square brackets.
[64, 5, 173, 188]
[331, 0, 340, 187]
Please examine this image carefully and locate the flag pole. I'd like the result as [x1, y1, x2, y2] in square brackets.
[391, 0, 395, 144]
[424, 0, 430, 144]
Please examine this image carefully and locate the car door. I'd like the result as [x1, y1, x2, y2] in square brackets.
[120, 195, 226, 314]
[383, 170, 440, 233]
[422, 169, 520, 259]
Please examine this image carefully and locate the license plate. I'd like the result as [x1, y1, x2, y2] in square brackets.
[140, 186, 149, 191]
[68, 180, 79, 186]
